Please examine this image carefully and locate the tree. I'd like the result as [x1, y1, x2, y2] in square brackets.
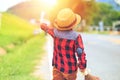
[48, 0, 97, 25]
[93, 3, 120, 26]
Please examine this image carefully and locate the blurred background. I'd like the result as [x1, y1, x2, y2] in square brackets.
[0, 0, 120, 80]
[1, 0, 120, 32]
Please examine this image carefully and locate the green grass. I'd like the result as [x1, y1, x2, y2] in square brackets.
[0, 12, 38, 48]
[0, 35, 45, 80]
[0, 12, 45, 80]
[0, 12, 36, 36]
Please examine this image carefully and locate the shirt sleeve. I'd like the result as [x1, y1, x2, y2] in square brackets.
[75, 34, 87, 69]
[40, 23, 54, 37]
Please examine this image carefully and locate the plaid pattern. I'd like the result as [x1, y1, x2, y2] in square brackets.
[53, 37, 77, 73]
[40, 23, 87, 74]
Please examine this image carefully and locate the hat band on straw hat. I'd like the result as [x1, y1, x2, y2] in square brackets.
[56, 17, 77, 29]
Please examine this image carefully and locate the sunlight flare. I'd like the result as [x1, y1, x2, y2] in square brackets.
[40, 0, 57, 7]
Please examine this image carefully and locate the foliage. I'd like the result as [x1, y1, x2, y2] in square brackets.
[92, 3, 120, 26]
[0, 12, 36, 37]
[0, 12, 37, 48]
[0, 12, 45, 80]
[0, 35, 45, 80]
[48, 0, 97, 25]
[7, 0, 120, 27]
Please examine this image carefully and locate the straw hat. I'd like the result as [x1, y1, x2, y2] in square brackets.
[54, 8, 81, 30]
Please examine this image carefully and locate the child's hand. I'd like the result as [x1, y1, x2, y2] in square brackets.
[40, 23, 50, 32]
[40, 23, 47, 30]
[80, 69, 86, 73]
[80, 68, 90, 76]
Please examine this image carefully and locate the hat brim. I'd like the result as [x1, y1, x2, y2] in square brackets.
[54, 14, 81, 30]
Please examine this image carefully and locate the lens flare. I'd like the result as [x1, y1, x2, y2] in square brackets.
[41, 0, 57, 7]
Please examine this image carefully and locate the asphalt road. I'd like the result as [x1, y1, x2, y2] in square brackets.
[77, 33, 120, 80]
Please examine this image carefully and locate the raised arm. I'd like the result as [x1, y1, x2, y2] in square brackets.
[40, 23, 54, 37]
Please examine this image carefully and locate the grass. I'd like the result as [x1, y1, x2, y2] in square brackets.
[0, 12, 38, 48]
[0, 12, 35, 36]
[0, 35, 45, 80]
[0, 12, 46, 80]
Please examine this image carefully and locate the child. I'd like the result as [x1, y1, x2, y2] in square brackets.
[40, 8, 87, 80]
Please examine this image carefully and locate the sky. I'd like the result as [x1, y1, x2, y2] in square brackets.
[0, 0, 26, 12]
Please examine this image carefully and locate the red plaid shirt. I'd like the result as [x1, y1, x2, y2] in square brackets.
[41, 24, 87, 74]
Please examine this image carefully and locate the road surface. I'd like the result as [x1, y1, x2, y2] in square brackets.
[78, 33, 120, 80]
